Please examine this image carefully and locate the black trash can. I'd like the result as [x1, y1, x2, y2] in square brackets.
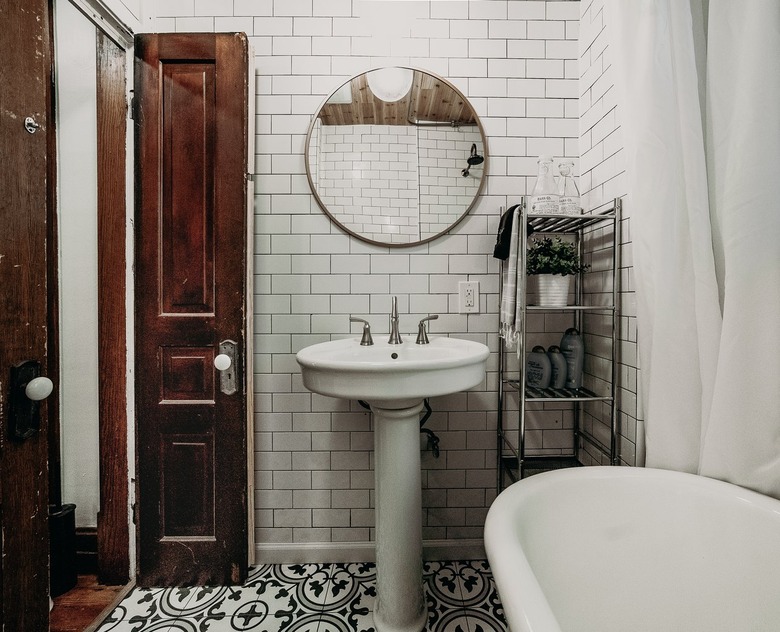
[49, 503, 77, 597]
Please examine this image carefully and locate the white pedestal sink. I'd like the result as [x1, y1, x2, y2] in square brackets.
[296, 335, 490, 632]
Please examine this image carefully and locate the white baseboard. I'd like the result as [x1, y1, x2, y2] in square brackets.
[254, 539, 486, 565]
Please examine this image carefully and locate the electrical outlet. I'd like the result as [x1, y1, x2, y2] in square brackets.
[459, 281, 479, 313]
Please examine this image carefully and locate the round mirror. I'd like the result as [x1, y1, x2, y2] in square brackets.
[305, 67, 488, 247]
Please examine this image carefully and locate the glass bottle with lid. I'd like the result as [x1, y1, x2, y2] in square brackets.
[530, 155, 560, 214]
[557, 161, 580, 215]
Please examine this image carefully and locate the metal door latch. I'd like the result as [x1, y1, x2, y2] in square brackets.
[213, 339, 240, 395]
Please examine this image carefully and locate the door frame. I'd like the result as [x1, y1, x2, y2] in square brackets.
[95, 25, 131, 585]
[49, 0, 134, 584]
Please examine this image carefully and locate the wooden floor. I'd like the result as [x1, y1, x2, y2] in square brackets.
[50, 575, 126, 632]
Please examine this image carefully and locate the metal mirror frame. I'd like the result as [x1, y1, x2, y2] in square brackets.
[304, 66, 489, 248]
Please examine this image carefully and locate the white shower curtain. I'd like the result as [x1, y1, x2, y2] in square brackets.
[608, 0, 780, 497]
[608, 0, 723, 474]
[699, 0, 780, 498]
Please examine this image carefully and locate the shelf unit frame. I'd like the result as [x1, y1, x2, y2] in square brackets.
[497, 198, 622, 489]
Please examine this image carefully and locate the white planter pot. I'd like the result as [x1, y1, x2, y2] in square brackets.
[535, 274, 570, 307]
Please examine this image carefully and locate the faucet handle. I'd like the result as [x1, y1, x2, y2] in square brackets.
[415, 314, 439, 345]
[349, 316, 374, 346]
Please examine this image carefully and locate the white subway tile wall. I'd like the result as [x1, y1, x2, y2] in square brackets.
[578, 0, 638, 466]
[151, 0, 589, 549]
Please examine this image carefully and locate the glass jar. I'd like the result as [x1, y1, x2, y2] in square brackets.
[557, 161, 580, 215]
[530, 155, 560, 214]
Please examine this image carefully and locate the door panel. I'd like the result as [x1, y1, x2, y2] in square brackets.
[135, 33, 249, 586]
[161, 347, 216, 402]
[161, 62, 216, 314]
[0, 0, 52, 628]
[162, 438, 214, 537]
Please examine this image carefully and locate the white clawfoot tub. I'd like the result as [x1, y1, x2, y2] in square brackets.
[485, 466, 780, 632]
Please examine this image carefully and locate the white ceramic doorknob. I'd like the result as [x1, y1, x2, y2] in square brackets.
[25, 376, 54, 401]
[214, 354, 232, 371]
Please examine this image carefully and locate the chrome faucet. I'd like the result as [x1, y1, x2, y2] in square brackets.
[388, 296, 403, 344]
[415, 315, 439, 344]
[349, 316, 374, 346]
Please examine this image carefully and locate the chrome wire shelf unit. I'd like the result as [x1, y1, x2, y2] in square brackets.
[497, 198, 622, 489]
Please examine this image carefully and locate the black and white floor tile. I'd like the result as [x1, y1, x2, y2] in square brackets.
[96, 560, 506, 632]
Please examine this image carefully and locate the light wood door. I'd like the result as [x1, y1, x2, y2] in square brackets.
[0, 0, 53, 628]
[134, 32, 250, 586]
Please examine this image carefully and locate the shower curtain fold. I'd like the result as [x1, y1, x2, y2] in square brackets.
[608, 0, 723, 474]
[608, 0, 780, 498]
[698, 0, 780, 499]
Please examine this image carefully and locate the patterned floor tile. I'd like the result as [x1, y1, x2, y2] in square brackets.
[93, 618, 145, 632]
[213, 564, 338, 631]
[317, 563, 377, 632]
[424, 561, 464, 607]
[453, 562, 493, 607]
[98, 618, 199, 632]
[427, 608, 474, 632]
[251, 564, 334, 610]
[95, 587, 194, 631]
[322, 562, 376, 610]
[96, 561, 506, 632]
[457, 561, 507, 629]
[174, 611, 323, 632]
[423, 562, 467, 632]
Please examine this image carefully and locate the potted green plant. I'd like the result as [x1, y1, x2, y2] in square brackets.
[526, 236, 589, 306]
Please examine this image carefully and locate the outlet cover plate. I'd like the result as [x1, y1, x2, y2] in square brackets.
[459, 281, 479, 313]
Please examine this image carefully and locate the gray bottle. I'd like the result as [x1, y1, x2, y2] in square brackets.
[547, 345, 568, 389]
[559, 328, 584, 389]
[526, 345, 551, 388]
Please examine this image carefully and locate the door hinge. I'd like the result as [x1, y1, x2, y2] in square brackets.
[128, 94, 136, 120]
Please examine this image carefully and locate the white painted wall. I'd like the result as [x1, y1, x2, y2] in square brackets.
[54, 0, 101, 528]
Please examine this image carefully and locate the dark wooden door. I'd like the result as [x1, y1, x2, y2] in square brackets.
[134, 33, 250, 586]
[0, 0, 53, 628]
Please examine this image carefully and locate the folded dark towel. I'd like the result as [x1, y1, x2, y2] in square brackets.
[492, 205, 515, 260]
[493, 204, 520, 260]
[493, 203, 536, 259]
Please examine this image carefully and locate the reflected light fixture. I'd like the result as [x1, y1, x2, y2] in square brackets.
[366, 67, 414, 103]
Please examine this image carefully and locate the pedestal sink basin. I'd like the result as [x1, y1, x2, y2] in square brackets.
[297, 335, 490, 405]
[296, 335, 489, 632]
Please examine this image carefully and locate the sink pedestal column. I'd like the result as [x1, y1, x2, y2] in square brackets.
[370, 399, 427, 632]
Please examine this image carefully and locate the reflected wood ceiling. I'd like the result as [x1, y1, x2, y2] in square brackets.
[318, 70, 477, 127]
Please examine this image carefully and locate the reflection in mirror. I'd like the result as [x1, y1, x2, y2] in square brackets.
[305, 67, 487, 247]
